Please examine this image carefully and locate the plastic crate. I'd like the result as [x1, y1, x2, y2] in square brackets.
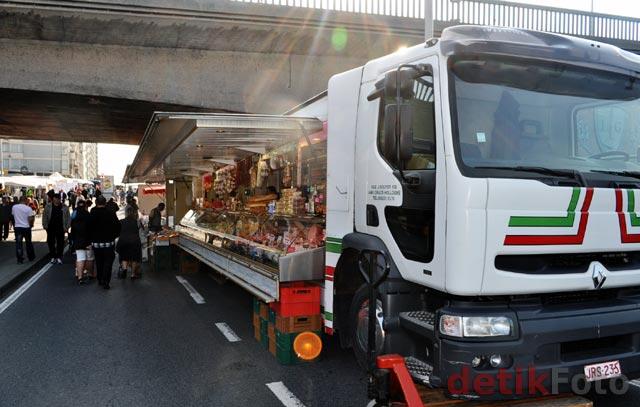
[268, 322, 276, 341]
[274, 329, 323, 365]
[268, 337, 276, 356]
[271, 301, 320, 317]
[259, 302, 269, 320]
[279, 283, 321, 304]
[260, 319, 269, 348]
[268, 308, 277, 324]
[252, 297, 261, 315]
[275, 342, 297, 365]
[276, 314, 322, 334]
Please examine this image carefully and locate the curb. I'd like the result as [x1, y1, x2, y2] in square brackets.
[0, 255, 52, 300]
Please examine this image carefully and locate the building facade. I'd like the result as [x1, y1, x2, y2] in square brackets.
[0, 139, 98, 179]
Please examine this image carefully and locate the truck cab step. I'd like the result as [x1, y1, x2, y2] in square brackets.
[399, 310, 436, 338]
[404, 356, 433, 386]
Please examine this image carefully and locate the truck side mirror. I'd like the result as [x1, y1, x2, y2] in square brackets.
[383, 70, 416, 100]
[383, 104, 398, 162]
[384, 103, 414, 166]
[399, 104, 414, 162]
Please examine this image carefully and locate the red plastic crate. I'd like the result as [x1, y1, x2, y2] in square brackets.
[271, 301, 321, 317]
[279, 283, 321, 304]
[269, 283, 321, 317]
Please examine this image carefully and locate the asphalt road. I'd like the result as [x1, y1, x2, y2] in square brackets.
[1, 253, 640, 407]
[0, 254, 367, 407]
[0, 217, 49, 292]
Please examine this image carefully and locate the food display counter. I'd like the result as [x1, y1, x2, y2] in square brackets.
[177, 207, 325, 302]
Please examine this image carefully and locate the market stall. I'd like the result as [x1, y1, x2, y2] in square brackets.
[125, 113, 325, 302]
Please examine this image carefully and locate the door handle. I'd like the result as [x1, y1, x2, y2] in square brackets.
[366, 205, 379, 227]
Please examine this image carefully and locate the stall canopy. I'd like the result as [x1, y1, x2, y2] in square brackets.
[124, 113, 323, 183]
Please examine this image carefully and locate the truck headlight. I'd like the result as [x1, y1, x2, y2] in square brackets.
[439, 315, 513, 338]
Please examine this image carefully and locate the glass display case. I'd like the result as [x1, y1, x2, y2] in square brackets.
[177, 209, 325, 281]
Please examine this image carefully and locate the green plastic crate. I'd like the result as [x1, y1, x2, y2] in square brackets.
[268, 308, 276, 324]
[252, 297, 261, 314]
[275, 329, 297, 349]
[274, 329, 323, 365]
[260, 319, 269, 348]
[275, 343, 297, 365]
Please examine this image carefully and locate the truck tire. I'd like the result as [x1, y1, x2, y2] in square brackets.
[349, 284, 385, 370]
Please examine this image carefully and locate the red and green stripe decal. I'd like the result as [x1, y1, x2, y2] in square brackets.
[504, 187, 594, 246]
[616, 189, 640, 243]
[326, 237, 342, 254]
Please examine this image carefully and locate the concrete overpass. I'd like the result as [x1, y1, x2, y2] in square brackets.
[1, 0, 640, 144]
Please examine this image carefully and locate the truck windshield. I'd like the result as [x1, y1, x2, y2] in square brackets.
[449, 56, 640, 179]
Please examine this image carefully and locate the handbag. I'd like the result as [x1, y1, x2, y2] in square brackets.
[117, 266, 126, 279]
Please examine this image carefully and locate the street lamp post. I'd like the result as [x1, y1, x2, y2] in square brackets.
[425, 0, 434, 40]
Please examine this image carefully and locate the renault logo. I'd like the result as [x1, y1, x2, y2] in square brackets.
[591, 262, 608, 290]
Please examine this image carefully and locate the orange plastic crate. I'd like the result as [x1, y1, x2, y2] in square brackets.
[279, 283, 321, 304]
[271, 301, 320, 317]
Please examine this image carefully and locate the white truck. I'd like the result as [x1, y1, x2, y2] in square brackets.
[127, 25, 640, 399]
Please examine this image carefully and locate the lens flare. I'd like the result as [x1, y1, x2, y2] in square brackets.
[331, 27, 348, 52]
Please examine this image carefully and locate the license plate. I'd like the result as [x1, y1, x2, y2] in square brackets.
[584, 360, 622, 382]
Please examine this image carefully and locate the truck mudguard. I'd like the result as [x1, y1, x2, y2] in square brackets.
[342, 232, 403, 280]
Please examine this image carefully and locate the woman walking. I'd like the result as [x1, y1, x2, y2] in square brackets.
[70, 200, 94, 285]
[116, 205, 143, 279]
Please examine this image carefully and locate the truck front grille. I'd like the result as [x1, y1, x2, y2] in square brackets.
[495, 251, 640, 274]
[560, 334, 635, 362]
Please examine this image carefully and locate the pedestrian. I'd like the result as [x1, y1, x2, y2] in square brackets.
[89, 195, 121, 289]
[46, 189, 55, 203]
[43, 193, 70, 264]
[69, 189, 77, 210]
[148, 202, 165, 233]
[0, 197, 11, 240]
[59, 189, 67, 205]
[12, 196, 35, 264]
[106, 197, 119, 213]
[116, 205, 143, 280]
[70, 200, 94, 285]
[27, 197, 38, 214]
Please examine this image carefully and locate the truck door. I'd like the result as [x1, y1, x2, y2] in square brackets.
[355, 56, 446, 290]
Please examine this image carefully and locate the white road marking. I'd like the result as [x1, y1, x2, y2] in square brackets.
[630, 380, 640, 389]
[266, 382, 306, 407]
[215, 322, 241, 342]
[0, 262, 53, 315]
[175, 276, 205, 304]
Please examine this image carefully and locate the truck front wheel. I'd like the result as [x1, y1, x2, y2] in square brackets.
[349, 284, 385, 369]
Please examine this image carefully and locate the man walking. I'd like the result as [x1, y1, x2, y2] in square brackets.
[0, 197, 11, 240]
[12, 196, 35, 264]
[148, 202, 165, 233]
[43, 193, 70, 264]
[106, 197, 119, 213]
[89, 196, 121, 289]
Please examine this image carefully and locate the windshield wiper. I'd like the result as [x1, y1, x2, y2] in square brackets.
[474, 166, 586, 186]
[590, 169, 640, 181]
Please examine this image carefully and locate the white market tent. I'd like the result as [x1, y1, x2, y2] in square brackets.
[0, 175, 49, 188]
[0, 174, 95, 190]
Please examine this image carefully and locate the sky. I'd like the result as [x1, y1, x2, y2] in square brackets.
[98, 143, 138, 184]
[96, 0, 640, 182]
[512, 0, 640, 18]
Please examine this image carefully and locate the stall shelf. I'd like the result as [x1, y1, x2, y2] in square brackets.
[177, 209, 325, 302]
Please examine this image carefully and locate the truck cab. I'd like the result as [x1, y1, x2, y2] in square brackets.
[328, 25, 640, 398]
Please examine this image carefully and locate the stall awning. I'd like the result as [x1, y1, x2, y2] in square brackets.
[140, 185, 166, 196]
[124, 113, 323, 183]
